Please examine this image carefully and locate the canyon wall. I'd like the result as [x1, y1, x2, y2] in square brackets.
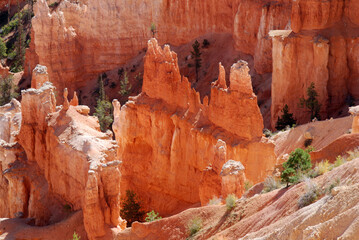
[271, 0, 359, 127]
[26, 0, 291, 96]
[0, 73, 126, 239]
[113, 39, 276, 216]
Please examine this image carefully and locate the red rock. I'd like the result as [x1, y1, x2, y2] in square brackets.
[113, 39, 276, 216]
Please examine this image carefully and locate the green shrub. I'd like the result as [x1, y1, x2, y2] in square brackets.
[72, 232, 80, 240]
[346, 148, 359, 161]
[263, 176, 282, 193]
[145, 210, 162, 222]
[316, 160, 331, 175]
[334, 155, 345, 168]
[225, 194, 237, 210]
[276, 104, 297, 131]
[281, 148, 312, 186]
[120, 190, 145, 227]
[187, 217, 202, 236]
[298, 180, 320, 208]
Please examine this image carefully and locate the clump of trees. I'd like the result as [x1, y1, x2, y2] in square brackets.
[0, 75, 18, 106]
[276, 104, 296, 131]
[120, 190, 145, 227]
[299, 82, 321, 120]
[281, 148, 312, 186]
[94, 75, 113, 132]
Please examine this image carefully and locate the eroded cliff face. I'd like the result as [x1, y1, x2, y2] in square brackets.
[271, 0, 359, 127]
[113, 39, 276, 216]
[26, 0, 291, 97]
[0, 74, 125, 239]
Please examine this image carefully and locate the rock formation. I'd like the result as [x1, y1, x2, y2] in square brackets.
[26, 0, 292, 96]
[0, 75, 126, 239]
[271, 0, 359, 127]
[113, 39, 276, 216]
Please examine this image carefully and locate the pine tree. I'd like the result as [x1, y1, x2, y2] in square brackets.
[299, 82, 321, 120]
[191, 40, 202, 83]
[0, 38, 7, 59]
[276, 104, 297, 130]
[119, 71, 131, 96]
[94, 75, 113, 132]
[150, 23, 157, 38]
[120, 190, 145, 227]
[12, 1, 26, 72]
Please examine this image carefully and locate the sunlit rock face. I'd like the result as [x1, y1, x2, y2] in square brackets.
[113, 39, 276, 216]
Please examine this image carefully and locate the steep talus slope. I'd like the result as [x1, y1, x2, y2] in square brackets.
[115, 158, 359, 240]
[113, 39, 276, 216]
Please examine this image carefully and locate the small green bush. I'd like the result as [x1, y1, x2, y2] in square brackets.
[334, 155, 345, 168]
[225, 194, 237, 210]
[72, 232, 80, 240]
[298, 180, 320, 208]
[145, 210, 162, 222]
[187, 217, 202, 236]
[281, 148, 312, 186]
[316, 160, 331, 175]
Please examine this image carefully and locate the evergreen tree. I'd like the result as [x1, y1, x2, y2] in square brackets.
[299, 82, 321, 120]
[0, 38, 7, 59]
[150, 23, 157, 38]
[0, 75, 18, 106]
[11, 1, 26, 72]
[191, 40, 202, 83]
[276, 104, 297, 130]
[119, 71, 131, 96]
[281, 148, 312, 186]
[120, 190, 145, 227]
[94, 75, 113, 132]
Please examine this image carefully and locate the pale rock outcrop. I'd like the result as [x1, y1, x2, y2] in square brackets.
[349, 106, 359, 133]
[31, 64, 49, 89]
[113, 39, 276, 215]
[220, 160, 245, 199]
[0, 80, 125, 239]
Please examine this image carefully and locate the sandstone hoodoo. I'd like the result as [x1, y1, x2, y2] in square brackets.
[113, 39, 276, 216]
[1, 0, 359, 239]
